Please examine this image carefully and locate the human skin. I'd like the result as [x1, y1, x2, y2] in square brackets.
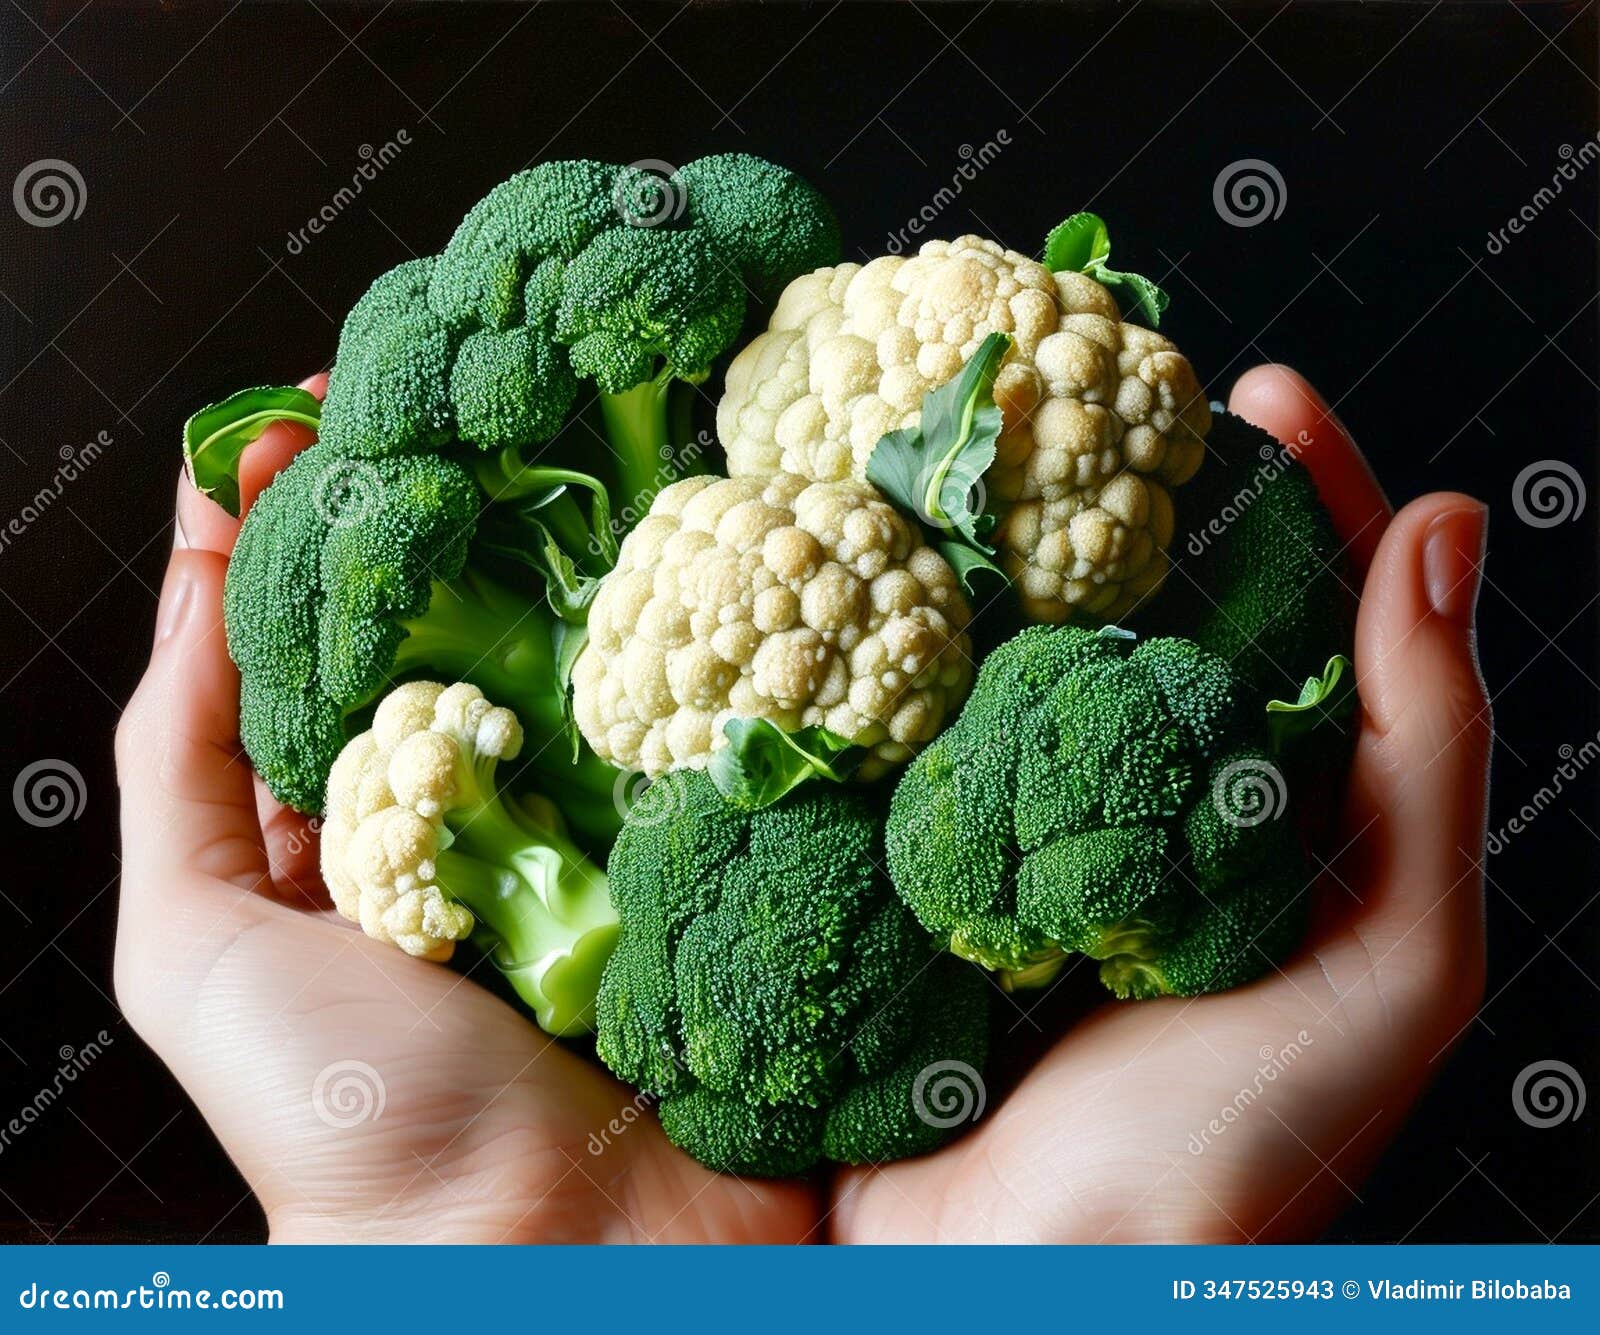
[114, 365, 1488, 1243]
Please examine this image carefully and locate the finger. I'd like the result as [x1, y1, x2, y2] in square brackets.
[175, 469, 240, 555]
[239, 371, 328, 517]
[1228, 364, 1392, 581]
[1336, 492, 1489, 974]
[254, 775, 330, 909]
[116, 545, 268, 894]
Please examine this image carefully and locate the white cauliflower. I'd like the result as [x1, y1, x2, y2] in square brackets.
[570, 472, 973, 780]
[717, 235, 1212, 623]
[321, 680, 617, 1035]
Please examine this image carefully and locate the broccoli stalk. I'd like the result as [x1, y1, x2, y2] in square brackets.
[432, 778, 618, 1036]
[594, 370, 699, 517]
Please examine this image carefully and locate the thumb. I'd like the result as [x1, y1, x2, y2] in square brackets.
[115, 540, 268, 895]
[1338, 492, 1490, 970]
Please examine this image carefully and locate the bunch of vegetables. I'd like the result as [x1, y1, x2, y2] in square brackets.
[186, 156, 1355, 1179]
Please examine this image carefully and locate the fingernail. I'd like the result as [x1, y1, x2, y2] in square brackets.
[154, 562, 196, 646]
[1424, 503, 1486, 625]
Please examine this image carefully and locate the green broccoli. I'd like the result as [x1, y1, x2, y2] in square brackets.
[217, 154, 837, 827]
[321, 154, 840, 513]
[223, 443, 620, 839]
[885, 624, 1311, 999]
[595, 770, 990, 1177]
[1152, 409, 1353, 705]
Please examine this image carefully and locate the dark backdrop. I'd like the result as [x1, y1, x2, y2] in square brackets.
[1, 0, 1596, 1243]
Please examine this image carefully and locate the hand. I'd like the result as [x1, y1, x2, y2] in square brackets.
[114, 376, 818, 1243]
[831, 366, 1491, 1242]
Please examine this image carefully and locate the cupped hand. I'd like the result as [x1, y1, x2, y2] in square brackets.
[831, 366, 1491, 1242]
[119, 365, 1488, 1245]
[114, 375, 817, 1243]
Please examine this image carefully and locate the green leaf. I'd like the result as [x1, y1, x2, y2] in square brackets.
[1043, 213, 1110, 273]
[551, 622, 590, 761]
[1042, 212, 1170, 328]
[182, 385, 322, 516]
[1267, 654, 1357, 753]
[707, 719, 864, 810]
[866, 331, 1012, 596]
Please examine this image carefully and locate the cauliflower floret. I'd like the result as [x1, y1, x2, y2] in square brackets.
[321, 681, 519, 960]
[718, 236, 1211, 623]
[571, 473, 973, 779]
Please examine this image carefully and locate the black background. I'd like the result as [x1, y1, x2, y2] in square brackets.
[1, 0, 1596, 1243]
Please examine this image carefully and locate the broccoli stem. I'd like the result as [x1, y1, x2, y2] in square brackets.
[435, 792, 619, 1036]
[394, 571, 621, 845]
[597, 371, 701, 523]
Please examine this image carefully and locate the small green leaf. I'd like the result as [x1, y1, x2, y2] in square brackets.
[1267, 654, 1357, 753]
[551, 622, 589, 761]
[866, 332, 1012, 596]
[936, 541, 1008, 601]
[1042, 212, 1170, 328]
[707, 719, 864, 810]
[1043, 213, 1110, 273]
[182, 385, 322, 516]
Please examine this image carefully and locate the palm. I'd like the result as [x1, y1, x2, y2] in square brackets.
[144, 886, 818, 1243]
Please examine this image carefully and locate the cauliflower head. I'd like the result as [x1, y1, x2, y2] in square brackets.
[717, 235, 1213, 623]
[570, 472, 973, 780]
[321, 680, 521, 960]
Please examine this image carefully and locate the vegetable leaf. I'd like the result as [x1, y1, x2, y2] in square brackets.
[708, 719, 864, 810]
[182, 385, 322, 516]
[1267, 654, 1357, 753]
[866, 331, 1011, 595]
[1043, 212, 1170, 328]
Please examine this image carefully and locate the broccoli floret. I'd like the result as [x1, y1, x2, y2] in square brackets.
[886, 624, 1312, 999]
[1152, 409, 1353, 704]
[224, 443, 621, 841]
[595, 771, 990, 1178]
[318, 153, 840, 516]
